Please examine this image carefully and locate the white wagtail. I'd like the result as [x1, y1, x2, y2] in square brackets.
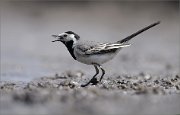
[52, 21, 160, 87]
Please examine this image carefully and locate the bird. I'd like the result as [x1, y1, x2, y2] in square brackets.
[52, 21, 160, 87]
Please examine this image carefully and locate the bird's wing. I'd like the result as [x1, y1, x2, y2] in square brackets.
[76, 42, 130, 55]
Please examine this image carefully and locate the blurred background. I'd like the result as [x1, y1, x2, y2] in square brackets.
[1, 1, 179, 82]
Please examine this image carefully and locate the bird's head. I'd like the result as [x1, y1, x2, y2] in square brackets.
[52, 31, 80, 44]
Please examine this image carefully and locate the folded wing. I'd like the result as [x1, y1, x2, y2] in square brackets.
[76, 42, 130, 55]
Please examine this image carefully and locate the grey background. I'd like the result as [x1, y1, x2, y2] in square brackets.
[0, 1, 180, 115]
[1, 1, 179, 82]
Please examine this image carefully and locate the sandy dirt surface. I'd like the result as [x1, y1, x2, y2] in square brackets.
[1, 72, 180, 115]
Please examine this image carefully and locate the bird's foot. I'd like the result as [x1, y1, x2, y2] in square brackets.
[90, 77, 99, 85]
[81, 78, 99, 87]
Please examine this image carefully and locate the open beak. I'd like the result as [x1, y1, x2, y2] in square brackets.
[52, 35, 58, 38]
[52, 35, 59, 42]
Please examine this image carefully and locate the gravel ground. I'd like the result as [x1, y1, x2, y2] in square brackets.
[1, 71, 180, 115]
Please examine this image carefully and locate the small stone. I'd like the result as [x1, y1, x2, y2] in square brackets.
[152, 87, 159, 94]
[144, 74, 151, 80]
[133, 82, 138, 86]
[37, 83, 44, 88]
[76, 71, 84, 78]
[120, 85, 126, 89]
[175, 85, 180, 90]
[175, 75, 180, 79]
[154, 80, 159, 84]
[69, 81, 79, 88]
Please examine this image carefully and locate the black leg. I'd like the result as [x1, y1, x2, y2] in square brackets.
[81, 65, 99, 87]
[99, 65, 105, 82]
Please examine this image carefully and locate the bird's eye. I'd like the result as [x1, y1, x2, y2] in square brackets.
[63, 35, 67, 37]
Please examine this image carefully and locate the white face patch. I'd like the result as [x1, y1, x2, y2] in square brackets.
[69, 34, 77, 48]
[69, 34, 75, 39]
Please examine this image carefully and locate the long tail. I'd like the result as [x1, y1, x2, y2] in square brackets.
[117, 21, 160, 43]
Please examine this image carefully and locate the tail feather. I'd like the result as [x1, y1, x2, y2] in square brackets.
[117, 21, 160, 43]
[105, 43, 131, 49]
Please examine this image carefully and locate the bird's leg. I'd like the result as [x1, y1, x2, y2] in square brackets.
[81, 65, 99, 87]
[93, 63, 105, 82]
[99, 65, 105, 82]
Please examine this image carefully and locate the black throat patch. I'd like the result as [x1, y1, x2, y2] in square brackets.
[64, 40, 76, 60]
